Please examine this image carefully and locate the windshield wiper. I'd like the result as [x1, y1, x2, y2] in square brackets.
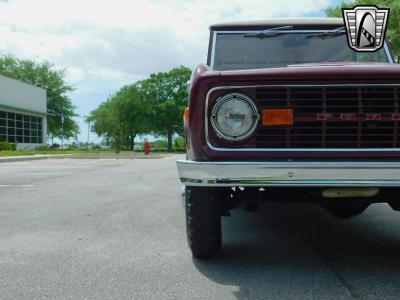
[305, 27, 346, 39]
[244, 25, 294, 39]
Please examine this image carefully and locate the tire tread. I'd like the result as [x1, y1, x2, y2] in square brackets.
[185, 187, 221, 258]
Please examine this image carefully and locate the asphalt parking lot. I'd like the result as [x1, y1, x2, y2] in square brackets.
[1, 155, 400, 299]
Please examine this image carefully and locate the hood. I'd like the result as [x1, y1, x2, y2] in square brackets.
[286, 61, 394, 68]
[219, 62, 400, 84]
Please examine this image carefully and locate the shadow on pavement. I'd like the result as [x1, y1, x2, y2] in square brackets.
[193, 203, 400, 299]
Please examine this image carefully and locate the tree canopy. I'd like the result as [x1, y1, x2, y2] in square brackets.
[136, 66, 191, 151]
[0, 55, 79, 140]
[89, 66, 191, 152]
[88, 84, 152, 151]
[325, 1, 400, 56]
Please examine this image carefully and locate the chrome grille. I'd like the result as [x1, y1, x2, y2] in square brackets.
[255, 85, 400, 148]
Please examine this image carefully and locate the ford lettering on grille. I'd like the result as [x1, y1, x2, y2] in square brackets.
[253, 85, 400, 148]
[316, 113, 400, 121]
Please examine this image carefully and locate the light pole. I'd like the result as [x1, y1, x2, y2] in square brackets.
[47, 97, 64, 149]
[60, 112, 64, 149]
[87, 119, 90, 151]
[84, 115, 91, 151]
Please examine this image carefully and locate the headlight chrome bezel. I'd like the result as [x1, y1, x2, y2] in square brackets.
[210, 93, 259, 142]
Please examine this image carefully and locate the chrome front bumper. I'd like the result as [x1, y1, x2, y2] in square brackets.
[177, 160, 400, 187]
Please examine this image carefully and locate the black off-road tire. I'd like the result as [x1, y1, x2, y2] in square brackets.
[185, 186, 222, 258]
[324, 200, 370, 219]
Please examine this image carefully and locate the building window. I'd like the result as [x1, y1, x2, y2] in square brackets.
[0, 110, 43, 144]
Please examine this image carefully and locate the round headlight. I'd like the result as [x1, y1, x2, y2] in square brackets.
[211, 93, 259, 141]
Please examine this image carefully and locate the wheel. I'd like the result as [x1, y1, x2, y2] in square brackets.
[185, 186, 222, 258]
[323, 200, 369, 219]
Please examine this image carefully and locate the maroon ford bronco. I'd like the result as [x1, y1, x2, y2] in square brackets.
[176, 18, 400, 258]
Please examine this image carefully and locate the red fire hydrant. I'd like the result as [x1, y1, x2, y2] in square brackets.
[144, 139, 151, 155]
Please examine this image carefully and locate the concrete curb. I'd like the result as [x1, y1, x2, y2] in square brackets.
[0, 155, 54, 163]
[0, 153, 171, 163]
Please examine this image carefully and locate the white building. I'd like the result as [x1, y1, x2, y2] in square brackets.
[0, 75, 47, 150]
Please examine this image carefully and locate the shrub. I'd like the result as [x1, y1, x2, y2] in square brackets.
[152, 148, 167, 152]
[173, 136, 186, 149]
[35, 145, 49, 151]
[67, 143, 79, 150]
[152, 139, 167, 149]
[149, 147, 186, 153]
[0, 141, 15, 151]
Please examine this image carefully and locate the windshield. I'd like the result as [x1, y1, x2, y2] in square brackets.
[212, 32, 390, 70]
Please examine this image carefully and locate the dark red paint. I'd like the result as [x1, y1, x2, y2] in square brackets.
[185, 62, 400, 162]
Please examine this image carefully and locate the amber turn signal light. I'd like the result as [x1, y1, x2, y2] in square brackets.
[183, 107, 189, 124]
[262, 109, 293, 126]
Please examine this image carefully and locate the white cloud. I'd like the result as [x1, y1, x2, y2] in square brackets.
[0, 0, 337, 141]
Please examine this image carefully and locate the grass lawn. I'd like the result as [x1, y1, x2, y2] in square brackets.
[0, 149, 131, 157]
[0, 149, 185, 157]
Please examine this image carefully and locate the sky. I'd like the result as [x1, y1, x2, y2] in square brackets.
[0, 0, 342, 143]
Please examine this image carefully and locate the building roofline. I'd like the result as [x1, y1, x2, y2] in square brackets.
[210, 17, 343, 30]
[0, 103, 47, 116]
[0, 74, 47, 93]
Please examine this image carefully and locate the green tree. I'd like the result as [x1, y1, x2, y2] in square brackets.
[114, 85, 152, 150]
[137, 66, 191, 152]
[0, 55, 79, 140]
[87, 100, 125, 152]
[325, 1, 400, 56]
[88, 84, 151, 152]
[173, 135, 186, 149]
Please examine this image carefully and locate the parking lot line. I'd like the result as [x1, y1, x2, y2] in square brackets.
[0, 184, 35, 187]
